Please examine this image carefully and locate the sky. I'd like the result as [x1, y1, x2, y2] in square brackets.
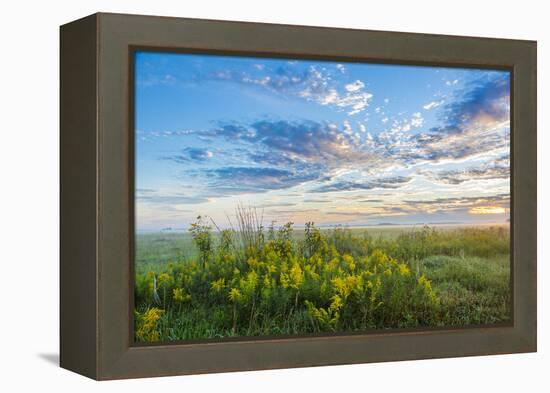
[134, 51, 510, 231]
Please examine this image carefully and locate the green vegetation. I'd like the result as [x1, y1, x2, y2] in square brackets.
[134, 210, 510, 343]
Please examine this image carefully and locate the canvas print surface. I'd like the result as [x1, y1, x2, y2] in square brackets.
[133, 51, 511, 343]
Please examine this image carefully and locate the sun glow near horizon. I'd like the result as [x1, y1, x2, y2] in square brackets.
[469, 206, 507, 215]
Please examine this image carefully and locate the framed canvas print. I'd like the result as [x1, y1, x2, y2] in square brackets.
[60, 12, 537, 380]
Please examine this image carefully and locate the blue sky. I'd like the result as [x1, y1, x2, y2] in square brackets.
[135, 51, 510, 231]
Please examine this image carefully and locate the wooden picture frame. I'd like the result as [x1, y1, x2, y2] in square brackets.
[60, 12, 537, 380]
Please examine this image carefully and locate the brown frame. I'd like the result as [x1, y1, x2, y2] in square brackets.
[60, 12, 537, 380]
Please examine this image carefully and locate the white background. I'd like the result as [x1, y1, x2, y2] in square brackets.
[0, 0, 547, 391]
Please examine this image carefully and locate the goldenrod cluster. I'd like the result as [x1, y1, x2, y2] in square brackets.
[134, 221, 440, 342]
[135, 307, 164, 342]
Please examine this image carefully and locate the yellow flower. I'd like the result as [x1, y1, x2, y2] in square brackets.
[173, 287, 191, 303]
[247, 257, 259, 269]
[289, 262, 304, 289]
[418, 274, 430, 289]
[329, 294, 344, 312]
[266, 263, 277, 274]
[305, 300, 340, 330]
[398, 263, 411, 276]
[135, 307, 164, 342]
[332, 277, 350, 298]
[228, 287, 243, 303]
[280, 272, 290, 289]
[240, 271, 258, 298]
[157, 273, 171, 286]
[280, 262, 303, 290]
[342, 254, 356, 271]
[211, 278, 225, 293]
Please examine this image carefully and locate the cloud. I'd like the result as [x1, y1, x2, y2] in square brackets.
[410, 112, 424, 128]
[136, 73, 177, 87]
[384, 75, 511, 165]
[296, 68, 372, 115]
[142, 73, 510, 203]
[173, 119, 390, 196]
[211, 64, 373, 115]
[318, 193, 510, 223]
[314, 88, 373, 115]
[269, 208, 318, 215]
[211, 119, 382, 168]
[388, 113, 424, 134]
[137, 129, 194, 140]
[257, 201, 298, 208]
[197, 106, 509, 196]
[136, 188, 156, 194]
[210, 64, 304, 92]
[175, 118, 416, 196]
[423, 100, 444, 110]
[303, 198, 332, 203]
[313, 176, 411, 193]
[405, 127, 509, 164]
[345, 80, 365, 92]
[136, 189, 211, 205]
[164, 147, 214, 163]
[204, 166, 320, 193]
[432, 73, 510, 135]
[247, 151, 300, 167]
[404, 194, 509, 205]
[420, 161, 509, 185]
[402, 194, 509, 213]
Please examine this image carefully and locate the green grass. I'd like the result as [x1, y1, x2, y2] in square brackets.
[136, 232, 195, 267]
[421, 254, 510, 325]
[134, 221, 510, 342]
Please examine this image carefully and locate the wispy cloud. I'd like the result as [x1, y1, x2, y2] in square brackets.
[313, 176, 411, 193]
[136, 129, 194, 139]
[432, 74, 510, 135]
[165, 147, 214, 163]
[296, 78, 375, 115]
[203, 166, 320, 194]
[402, 193, 510, 214]
[387, 74, 511, 165]
[136, 189, 211, 205]
[423, 100, 444, 110]
[256, 201, 298, 208]
[211, 64, 373, 115]
[163, 77, 510, 195]
[209, 119, 385, 171]
[419, 160, 510, 185]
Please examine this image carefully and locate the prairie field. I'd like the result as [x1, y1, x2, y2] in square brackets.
[134, 214, 510, 343]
